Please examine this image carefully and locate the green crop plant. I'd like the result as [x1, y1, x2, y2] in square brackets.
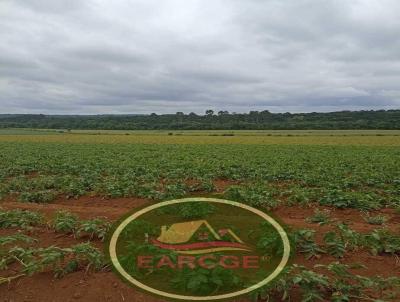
[363, 229, 400, 255]
[293, 229, 326, 259]
[19, 190, 57, 203]
[64, 182, 87, 199]
[289, 268, 330, 301]
[0, 234, 37, 271]
[282, 186, 321, 207]
[0, 234, 36, 246]
[52, 211, 111, 241]
[320, 262, 400, 302]
[224, 184, 279, 209]
[76, 218, 111, 241]
[198, 178, 216, 192]
[120, 220, 158, 240]
[323, 231, 347, 258]
[0, 208, 44, 229]
[256, 222, 286, 257]
[52, 210, 78, 234]
[329, 224, 400, 256]
[161, 182, 188, 199]
[251, 263, 400, 302]
[187, 178, 215, 193]
[306, 209, 331, 225]
[335, 223, 363, 250]
[156, 202, 216, 219]
[171, 266, 242, 295]
[0, 243, 105, 279]
[70, 242, 106, 272]
[320, 190, 383, 210]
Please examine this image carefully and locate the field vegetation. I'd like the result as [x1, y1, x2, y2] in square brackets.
[0, 130, 399, 301]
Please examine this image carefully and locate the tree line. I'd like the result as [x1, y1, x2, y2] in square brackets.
[0, 109, 399, 130]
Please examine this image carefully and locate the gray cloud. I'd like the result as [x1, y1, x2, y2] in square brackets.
[0, 0, 399, 114]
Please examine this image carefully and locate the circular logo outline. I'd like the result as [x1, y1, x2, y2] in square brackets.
[108, 197, 291, 301]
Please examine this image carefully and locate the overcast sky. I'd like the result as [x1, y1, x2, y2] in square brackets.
[1, 0, 400, 114]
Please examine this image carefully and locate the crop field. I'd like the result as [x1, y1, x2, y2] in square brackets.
[0, 131, 399, 302]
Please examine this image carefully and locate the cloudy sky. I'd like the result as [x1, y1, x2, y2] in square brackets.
[1, 0, 400, 114]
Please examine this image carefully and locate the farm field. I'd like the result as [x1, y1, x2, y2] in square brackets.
[0, 131, 399, 302]
[0, 129, 400, 145]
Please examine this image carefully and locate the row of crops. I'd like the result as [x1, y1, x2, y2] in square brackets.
[0, 141, 400, 301]
[1, 205, 400, 301]
[0, 143, 399, 210]
[0, 208, 108, 283]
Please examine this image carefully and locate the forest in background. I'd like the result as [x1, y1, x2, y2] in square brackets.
[0, 110, 399, 130]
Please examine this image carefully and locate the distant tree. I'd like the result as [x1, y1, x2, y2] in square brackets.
[176, 112, 184, 116]
[205, 110, 214, 116]
[218, 111, 229, 116]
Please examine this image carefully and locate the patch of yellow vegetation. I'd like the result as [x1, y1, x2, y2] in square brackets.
[0, 133, 399, 145]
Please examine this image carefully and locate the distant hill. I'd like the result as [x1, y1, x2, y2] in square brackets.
[0, 110, 399, 130]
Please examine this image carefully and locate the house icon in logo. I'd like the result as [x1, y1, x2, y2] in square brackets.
[151, 220, 251, 254]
